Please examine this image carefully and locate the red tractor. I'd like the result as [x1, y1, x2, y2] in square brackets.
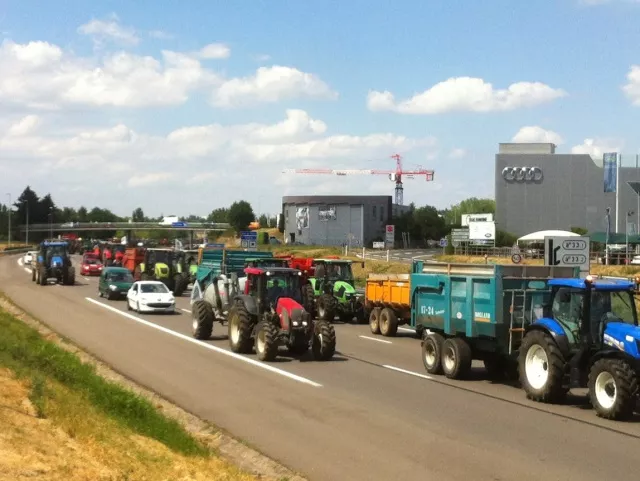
[191, 266, 336, 362]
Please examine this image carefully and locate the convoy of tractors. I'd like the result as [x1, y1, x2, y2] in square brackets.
[22, 239, 640, 421]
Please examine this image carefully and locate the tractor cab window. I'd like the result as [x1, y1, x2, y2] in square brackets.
[326, 263, 353, 281]
[46, 245, 67, 257]
[551, 288, 583, 339]
[591, 290, 637, 327]
[266, 273, 302, 305]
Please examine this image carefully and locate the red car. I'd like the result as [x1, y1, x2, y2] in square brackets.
[81, 257, 104, 276]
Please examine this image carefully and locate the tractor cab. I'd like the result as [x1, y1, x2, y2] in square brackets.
[40, 240, 70, 266]
[244, 267, 304, 312]
[244, 257, 290, 269]
[140, 248, 188, 296]
[313, 259, 356, 290]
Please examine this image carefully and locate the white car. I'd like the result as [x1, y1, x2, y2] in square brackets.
[126, 281, 176, 314]
[23, 251, 37, 265]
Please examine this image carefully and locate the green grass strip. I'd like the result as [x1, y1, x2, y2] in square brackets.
[0, 309, 208, 456]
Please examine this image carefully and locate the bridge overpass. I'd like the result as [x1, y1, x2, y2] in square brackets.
[18, 222, 230, 233]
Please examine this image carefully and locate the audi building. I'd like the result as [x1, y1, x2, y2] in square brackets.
[282, 195, 392, 246]
[495, 143, 640, 237]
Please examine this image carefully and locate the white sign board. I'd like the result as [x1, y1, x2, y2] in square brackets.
[544, 236, 590, 278]
[373, 241, 385, 249]
[468, 221, 496, 241]
[385, 225, 395, 248]
[461, 213, 494, 227]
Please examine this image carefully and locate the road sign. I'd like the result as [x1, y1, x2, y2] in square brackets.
[544, 236, 590, 278]
[372, 241, 385, 249]
[439, 238, 448, 247]
[452, 240, 460, 247]
[451, 228, 469, 242]
[511, 253, 522, 264]
[385, 225, 395, 248]
[240, 231, 258, 250]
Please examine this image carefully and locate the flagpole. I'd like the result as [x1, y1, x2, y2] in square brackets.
[636, 153, 639, 232]
[616, 153, 621, 233]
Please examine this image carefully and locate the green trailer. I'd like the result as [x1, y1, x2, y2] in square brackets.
[410, 261, 579, 379]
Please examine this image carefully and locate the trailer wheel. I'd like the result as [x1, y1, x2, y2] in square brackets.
[228, 305, 253, 353]
[379, 308, 398, 337]
[192, 300, 214, 340]
[441, 338, 472, 379]
[369, 308, 381, 334]
[519, 330, 568, 403]
[422, 333, 445, 374]
[588, 358, 638, 420]
[255, 321, 279, 362]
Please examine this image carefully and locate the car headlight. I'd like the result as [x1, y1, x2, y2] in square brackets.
[109, 284, 117, 290]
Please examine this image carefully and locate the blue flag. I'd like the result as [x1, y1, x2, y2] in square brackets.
[603, 152, 618, 193]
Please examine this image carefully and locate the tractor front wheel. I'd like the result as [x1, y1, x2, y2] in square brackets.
[192, 300, 214, 340]
[588, 358, 638, 420]
[173, 273, 186, 296]
[312, 320, 336, 361]
[254, 321, 279, 362]
[227, 305, 253, 354]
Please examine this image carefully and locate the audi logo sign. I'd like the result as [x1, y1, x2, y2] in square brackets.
[502, 166, 543, 183]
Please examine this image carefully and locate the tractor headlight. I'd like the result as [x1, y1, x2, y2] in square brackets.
[293, 320, 299, 326]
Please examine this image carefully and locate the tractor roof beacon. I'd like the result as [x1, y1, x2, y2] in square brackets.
[519, 274, 640, 420]
[192, 266, 336, 362]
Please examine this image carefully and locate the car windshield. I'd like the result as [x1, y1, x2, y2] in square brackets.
[108, 272, 133, 282]
[140, 283, 169, 294]
[267, 273, 302, 303]
[85, 259, 99, 265]
[591, 290, 638, 326]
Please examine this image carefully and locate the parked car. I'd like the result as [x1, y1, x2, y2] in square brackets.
[23, 250, 38, 265]
[82, 257, 104, 276]
[126, 280, 176, 314]
[98, 267, 134, 300]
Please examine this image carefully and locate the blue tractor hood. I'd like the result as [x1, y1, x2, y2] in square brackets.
[603, 322, 640, 358]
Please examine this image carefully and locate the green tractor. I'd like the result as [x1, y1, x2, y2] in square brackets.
[309, 259, 365, 323]
[177, 249, 199, 285]
[139, 248, 189, 296]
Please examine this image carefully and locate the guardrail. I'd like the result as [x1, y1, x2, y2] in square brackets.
[0, 247, 34, 256]
[18, 222, 230, 232]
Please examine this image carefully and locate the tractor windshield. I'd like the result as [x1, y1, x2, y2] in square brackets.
[591, 290, 638, 326]
[326, 263, 354, 281]
[46, 245, 67, 257]
[150, 250, 172, 264]
[266, 273, 302, 304]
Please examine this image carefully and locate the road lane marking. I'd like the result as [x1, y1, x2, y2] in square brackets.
[383, 365, 433, 380]
[17, 258, 23, 266]
[24, 268, 31, 274]
[398, 327, 416, 333]
[180, 308, 192, 313]
[83, 277, 90, 281]
[358, 335, 392, 344]
[85, 297, 322, 388]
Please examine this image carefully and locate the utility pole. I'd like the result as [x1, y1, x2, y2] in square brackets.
[6, 193, 11, 248]
[24, 200, 29, 245]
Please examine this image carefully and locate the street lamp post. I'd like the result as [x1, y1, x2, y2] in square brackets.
[23, 200, 29, 245]
[5, 193, 11, 248]
[49, 207, 53, 239]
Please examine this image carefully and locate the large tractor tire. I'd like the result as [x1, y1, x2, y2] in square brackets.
[441, 338, 473, 379]
[316, 294, 337, 322]
[39, 267, 47, 286]
[519, 330, 568, 403]
[31, 267, 36, 282]
[588, 358, 638, 420]
[173, 273, 186, 296]
[369, 307, 381, 334]
[379, 307, 398, 337]
[422, 332, 445, 375]
[227, 305, 254, 354]
[191, 300, 214, 340]
[302, 283, 315, 317]
[254, 321, 279, 362]
[312, 320, 336, 361]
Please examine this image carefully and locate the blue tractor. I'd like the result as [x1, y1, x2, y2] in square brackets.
[519, 275, 640, 420]
[33, 240, 75, 286]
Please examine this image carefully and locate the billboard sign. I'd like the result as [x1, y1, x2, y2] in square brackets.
[318, 205, 337, 221]
[603, 153, 618, 193]
[385, 225, 395, 248]
[468, 221, 495, 241]
[461, 213, 494, 226]
[544, 236, 590, 278]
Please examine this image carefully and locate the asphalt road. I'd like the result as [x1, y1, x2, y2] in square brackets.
[3, 254, 640, 480]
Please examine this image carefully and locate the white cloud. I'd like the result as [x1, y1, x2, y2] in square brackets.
[7, 115, 41, 137]
[367, 76, 566, 114]
[253, 54, 272, 62]
[148, 30, 174, 40]
[128, 172, 172, 187]
[622, 65, 640, 106]
[212, 65, 337, 107]
[512, 126, 564, 144]
[78, 15, 139, 46]
[250, 109, 327, 142]
[448, 148, 467, 159]
[571, 138, 622, 161]
[197, 43, 230, 59]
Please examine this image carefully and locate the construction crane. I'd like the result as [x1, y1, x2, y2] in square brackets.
[282, 154, 435, 205]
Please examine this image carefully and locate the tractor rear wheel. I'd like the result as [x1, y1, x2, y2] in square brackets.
[441, 338, 472, 379]
[192, 300, 214, 340]
[369, 308, 381, 334]
[379, 308, 398, 337]
[312, 320, 336, 361]
[302, 283, 315, 317]
[254, 321, 279, 362]
[39, 267, 47, 286]
[422, 332, 445, 374]
[173, 274, 186, 296]
[519, 330, 568, 403]
[227, 305, 253, 354]
[588, 358, 638, 420]
[316, 294, 336, 322]
[31, 267, 36, 282]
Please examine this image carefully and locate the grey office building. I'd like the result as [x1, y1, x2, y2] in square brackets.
[495, 143, 640, 237]
[282, 195, 392, 246]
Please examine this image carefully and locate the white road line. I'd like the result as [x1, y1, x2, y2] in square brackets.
[83, 277, 90, 281]
[398, 327, 416, 333]
[383, 365, 433, 380]
[358, 335, 392, 344]
[17, 258, 23, 266]
[180, 308, 192, 314]
[85, 298, 322, 388]
[23, 268, 31, 274]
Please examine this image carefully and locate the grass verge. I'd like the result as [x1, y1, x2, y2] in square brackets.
[0, 306, 257, 480]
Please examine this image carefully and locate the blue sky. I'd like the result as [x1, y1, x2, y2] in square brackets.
[1, 0, 639, 217]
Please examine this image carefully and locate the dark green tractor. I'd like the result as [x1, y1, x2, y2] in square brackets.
[177, 249, 199, 284]
[309, 259, 365, 323]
